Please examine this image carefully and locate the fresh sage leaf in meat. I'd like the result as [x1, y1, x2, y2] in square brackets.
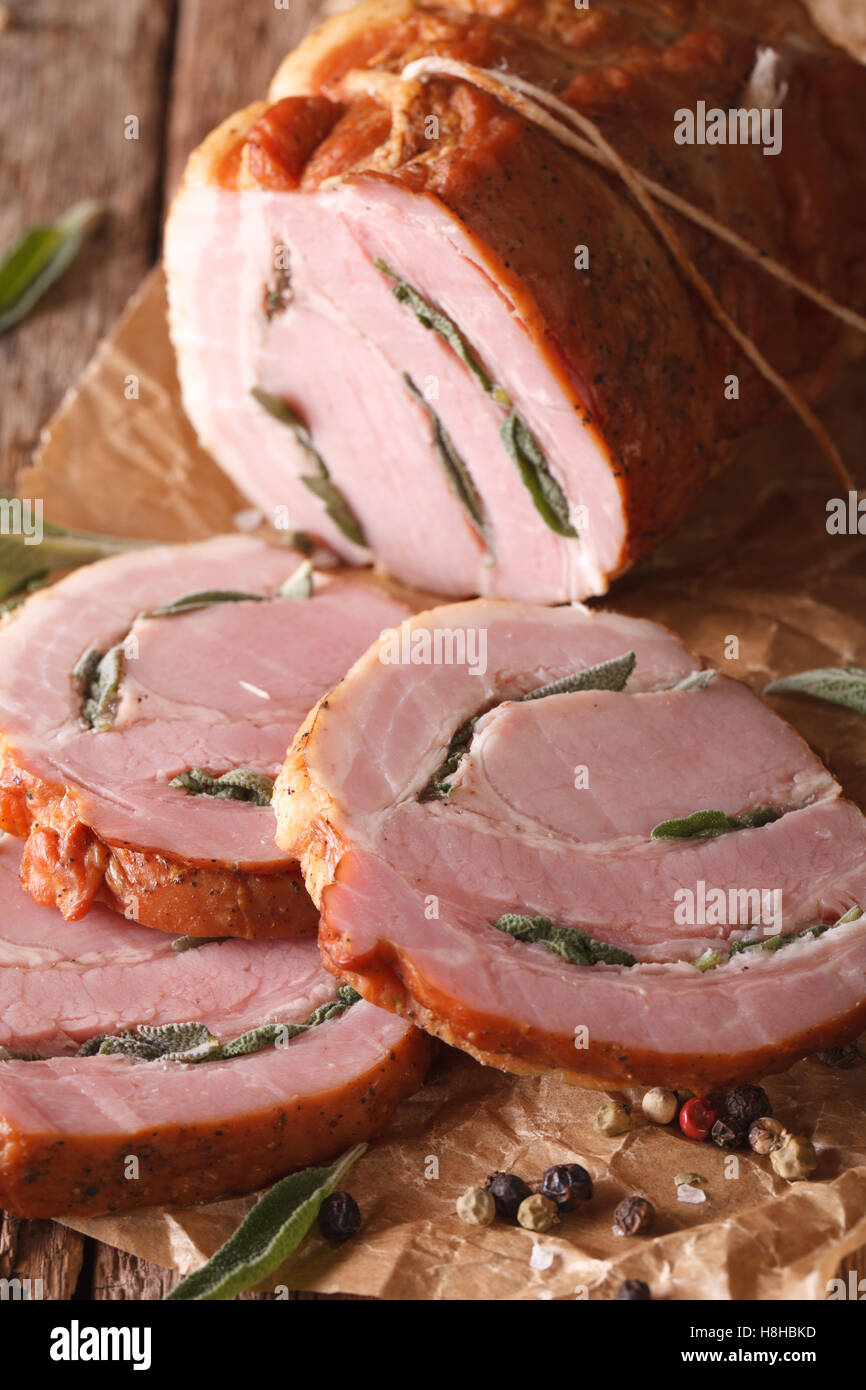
[376, 260, 504, 399]
[493, 913, 637, 967]
[0, 200, 102, 335]
[403, 375, 485, 534]
[673, 669, 717, 691]
[701, 904, 863, 969]
[170, 766, 275, 807]
[424, 650, 635, 798]
[651, 806, 781, 840]
[164, 1143, 366, 1301]
[500, 411, 578, 538]
[75, 643, 124, 732]
[251, 389, 367, 547]
[521, 650, 635, 701]
[170, 935, 227, 953]
[764, 666, 866, 717]
[145, 589, 267, 618]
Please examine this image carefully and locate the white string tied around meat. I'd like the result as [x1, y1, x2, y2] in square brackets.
[396, 57, 865, 491]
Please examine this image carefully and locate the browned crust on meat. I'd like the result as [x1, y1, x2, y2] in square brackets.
[318, 896, 866, 1092]
[173, 0, 866, 586]
[0, 745, 316, 939]
[0, 1026, 432, 1218]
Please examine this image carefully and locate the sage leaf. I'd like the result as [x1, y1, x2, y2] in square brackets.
[764, 666, 866, 717]
[691, 949, 723, 972]
[251, 389, 367, 547]
[170, 766, 275, 807]
[520, 650, 635, 701]
[299, 473, 367, 548]
[170, 935, 227, 953]
[674, 669, 716, 692]
[376, 260, 501, 398]
[278, 559, 313, 599]
[492, 913, 636, 967]
[651, 806, 781, 840]
[77, 643, 124, 732]
[145, 589, 267, 618]
[500, 411, 577, 538]
[164, 1143, 366, 1301]
[403, 375, 485, 534]
[424, 650, 635, 798]
[0, 491, 149, 601]
[0, 200, 102, 335]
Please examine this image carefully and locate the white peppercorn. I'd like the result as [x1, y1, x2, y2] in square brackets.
[456, 1186, 496, 1226]
[641, 1087, 678, 1125]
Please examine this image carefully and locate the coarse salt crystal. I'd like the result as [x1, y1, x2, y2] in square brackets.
[530, 1242, 556, 1271]
[677, 1182, 707, 1205]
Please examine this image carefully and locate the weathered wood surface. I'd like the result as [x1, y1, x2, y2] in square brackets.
[0, 0, 334, 1301]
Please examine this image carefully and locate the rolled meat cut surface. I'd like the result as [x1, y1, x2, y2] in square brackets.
[166, 0, 866, 603]
[0, 534, 413, 937]
[275, 600, 866, 1090]
[0, 838, 430, 1217]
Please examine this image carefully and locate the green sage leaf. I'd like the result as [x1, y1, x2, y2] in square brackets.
[170, 935, 227, 953]
[403, 375, 485, 534]
[673, 669, 716, 692]
[492, 913, 636, 967]
[520, 650, 635, 701]
[251, 389, 367, 547]
[376, 260, 501, 398]
[500, 411, 577, 538]
[77, 643, 124, 732]
[164, 1143, 366, 1301]
[764, 666, 866, 717]
[424, 650, 635, 799]
[145, 589, 267, 618]
[170, 766, 275, 807]
[651, 806, 781, 840]
[0, 200, 102, 335]
[0, 491, 149, 601]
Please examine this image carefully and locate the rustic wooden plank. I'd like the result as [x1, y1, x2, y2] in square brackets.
[0, 0, 176, 489]
[0, 1214, 84, 1300]
[162, 0, 328, 198]
[0, 0, 175, 1289]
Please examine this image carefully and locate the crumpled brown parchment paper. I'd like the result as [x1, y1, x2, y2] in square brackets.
[15, 0, 866, 1297]
[20, 268, 866, 1302]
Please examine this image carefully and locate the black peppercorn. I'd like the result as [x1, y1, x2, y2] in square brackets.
[318, 1191, 361, 1243]
[484, 1171, 531, 1219]
[711, 1117, 748, 1150]
[615, 1278, 652, 1300]
[817, 1043, 860, 1069]
[540, 1162, 594, 1211]
[614, 1194, 655, 1236]
[721, 1083, 771, 1127]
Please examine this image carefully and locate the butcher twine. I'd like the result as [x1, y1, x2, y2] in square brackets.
[353, 56, 866, 489]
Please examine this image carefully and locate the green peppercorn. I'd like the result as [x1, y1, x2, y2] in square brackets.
[540, 1163, 593, 1211]
[485, 1171, 531, 1219]
[594, 1101, 632, 1136]
[771, 1133, 817, 1182]
[517, 1194, 559, 1232]
[317, 1191, 361, 1243]
[748, 1116, 786, 1156]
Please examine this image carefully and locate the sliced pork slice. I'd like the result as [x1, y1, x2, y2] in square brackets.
[0, 535, 413, 936]
[0, 839, 430, 1217]
[166, 0, 866, 603]
[275, 601, 866, 1090]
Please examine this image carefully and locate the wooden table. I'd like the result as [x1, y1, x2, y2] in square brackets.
[0, 0, 333, 1301]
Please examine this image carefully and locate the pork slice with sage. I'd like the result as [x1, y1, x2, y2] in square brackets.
[276, 600, 866, 1091]
[0, 534, 413, 936]
[0, 836, 429, 1219]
